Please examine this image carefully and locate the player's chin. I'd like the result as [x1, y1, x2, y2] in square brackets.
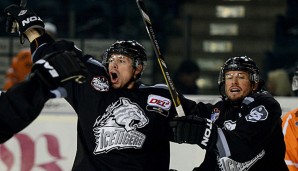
[227, 93, 243, 101]
[111, 82, 121, 89]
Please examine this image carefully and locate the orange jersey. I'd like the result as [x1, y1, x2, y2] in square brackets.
[3, 49, 32, 90]
[282, 108, 298, 171]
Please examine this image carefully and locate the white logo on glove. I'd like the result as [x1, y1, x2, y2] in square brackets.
[201, 118, 213, 147]
[18, 10, 27, 16]
[21, 16, 42, 26]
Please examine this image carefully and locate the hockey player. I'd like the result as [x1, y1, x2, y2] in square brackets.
[2, 4, 188, 171]
[282, 64, 298, 171]
[171, 56, 288, 170]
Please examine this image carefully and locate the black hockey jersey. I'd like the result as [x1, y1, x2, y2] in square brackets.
[65, 60, 178, 171]
[0, 38, 182, 171]
[182, 92, 288, 171]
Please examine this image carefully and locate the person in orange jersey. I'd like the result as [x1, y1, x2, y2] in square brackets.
[282, 108, 298, 171]
[2, 49, 32, 90]
[282, 64, 298, 171]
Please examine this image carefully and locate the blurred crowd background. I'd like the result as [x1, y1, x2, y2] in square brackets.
[0, 0, 297, 96]
[0, 0, 181, 41]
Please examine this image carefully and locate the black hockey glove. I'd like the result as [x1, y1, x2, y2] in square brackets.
[31, 51, 89, 90]
[170, 115, 218, 150]
[4, 4, 44, 43]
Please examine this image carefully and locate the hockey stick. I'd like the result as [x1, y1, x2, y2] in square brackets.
[136, 0, 185, 117]
[19, 0, 28, 44]
[20, 0, 27, 8]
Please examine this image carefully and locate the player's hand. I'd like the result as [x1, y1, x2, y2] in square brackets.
[31, 51, 89, 90]
[170, 115, 218, 150]
[4, 4, 44, 43]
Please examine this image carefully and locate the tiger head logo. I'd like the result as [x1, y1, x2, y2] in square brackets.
[94, 97, 148, 131]
[93, 97, 148, 154]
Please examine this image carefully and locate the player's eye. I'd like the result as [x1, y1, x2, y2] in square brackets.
[237, 73, 246, 79]
[225, 74, 233, 80]
[225, 73, 248, 80]
[108, 58, 114, 63]
[119, 59, 126, 63]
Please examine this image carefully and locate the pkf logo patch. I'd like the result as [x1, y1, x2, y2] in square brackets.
[245, 105, 268, 122]
[146, 94, 171, 116]
[91, 76, 109, 91]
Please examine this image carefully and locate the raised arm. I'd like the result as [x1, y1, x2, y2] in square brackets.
[0, 4, 88, 144]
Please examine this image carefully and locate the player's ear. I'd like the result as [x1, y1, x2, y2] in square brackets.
[252, 82, 259, 92]
[135, 64, 143, 74]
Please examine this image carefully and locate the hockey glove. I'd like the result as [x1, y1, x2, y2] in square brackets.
[4, 4, 44, 43]
[170, 115, 218, 150]
[31, 51, 89, 90]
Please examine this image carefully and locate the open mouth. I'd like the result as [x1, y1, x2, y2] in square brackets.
[110, 71, 119, 83]
[230, 88, 240, 93]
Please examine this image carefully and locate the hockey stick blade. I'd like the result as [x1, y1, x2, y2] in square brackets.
[136, 0, 185, 116]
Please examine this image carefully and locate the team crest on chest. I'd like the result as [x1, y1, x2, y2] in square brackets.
[223, 120, 236, 130]
[91, 76, 109, 91]
[93, 97, 148, 154]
